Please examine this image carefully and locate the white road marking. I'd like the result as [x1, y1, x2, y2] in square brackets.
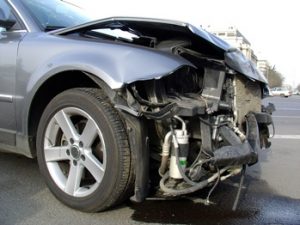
[276, 108, 300, 111]
[273, 116, 300, 119]
[273, 135, 300, 140]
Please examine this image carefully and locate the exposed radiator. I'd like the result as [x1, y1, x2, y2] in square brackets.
[234, 75, 261, 128]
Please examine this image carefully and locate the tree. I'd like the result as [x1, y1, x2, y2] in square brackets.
[296, 84, 300, 92]
[266, 66, 284, 88]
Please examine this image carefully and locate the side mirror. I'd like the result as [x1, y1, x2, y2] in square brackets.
[0, 19, 16, 30]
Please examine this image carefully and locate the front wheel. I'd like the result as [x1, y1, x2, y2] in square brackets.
[36, 88, 132, 212]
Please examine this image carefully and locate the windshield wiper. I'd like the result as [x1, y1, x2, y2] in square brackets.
[44, 25, 66, 31]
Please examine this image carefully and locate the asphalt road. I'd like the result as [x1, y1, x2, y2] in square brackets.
[1, 96, 300, 225]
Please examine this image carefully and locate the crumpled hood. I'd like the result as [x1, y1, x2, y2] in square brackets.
[54, 17, 267, 84]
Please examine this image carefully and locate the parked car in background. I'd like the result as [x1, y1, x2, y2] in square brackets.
[0, 0, 274, 212]
[293, 90, 300, 95]
[271, 87, 292, 97]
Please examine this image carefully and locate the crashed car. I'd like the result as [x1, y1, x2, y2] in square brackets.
[0, 0, 273, 212]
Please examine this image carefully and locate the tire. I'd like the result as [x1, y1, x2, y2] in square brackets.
[36, 88, 132, 212]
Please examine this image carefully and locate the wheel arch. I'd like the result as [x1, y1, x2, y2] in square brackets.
[26, 70, 113, 157]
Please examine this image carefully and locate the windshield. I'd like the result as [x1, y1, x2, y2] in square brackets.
[20, 0, 91, 30]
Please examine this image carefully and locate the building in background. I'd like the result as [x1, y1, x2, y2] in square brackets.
[257, 59, 271, 80]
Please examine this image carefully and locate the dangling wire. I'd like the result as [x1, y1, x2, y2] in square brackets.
[232, 164, 246, 211]
[205, 167, 220, 205]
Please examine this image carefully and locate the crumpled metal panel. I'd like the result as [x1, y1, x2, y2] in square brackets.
[225, 50, 267, 83]
[54, 17, 267, 84]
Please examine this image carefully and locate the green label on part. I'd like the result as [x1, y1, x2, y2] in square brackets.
[179, 160, 186, 166]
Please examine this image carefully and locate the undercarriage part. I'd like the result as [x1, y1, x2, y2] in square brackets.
[200, 118, 213, 156]
[254, 112, 274, 148]
[212, 113, 259, 167]
[232, 165, 246, 211]
[245, 113, 260, 164]
[205, 168, 220, 205]
[159, 167, 230, 196]
[254, 112, 273, 125]
[212, 142, 254, 167]
[262, 102, 276, 115]
[123, 114, 150, 203]
[218, 126, 242, 146]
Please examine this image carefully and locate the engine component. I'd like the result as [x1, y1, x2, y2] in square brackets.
[169, 116, 189, 179]
[158, 112, 262, 197]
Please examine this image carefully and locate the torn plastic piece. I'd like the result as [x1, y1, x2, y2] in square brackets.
[211, 113, 260, 167]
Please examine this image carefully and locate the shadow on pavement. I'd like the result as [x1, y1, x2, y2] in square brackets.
[129, 175, 300, 225]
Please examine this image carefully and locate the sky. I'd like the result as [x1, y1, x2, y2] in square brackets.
[70, 0, 300, 87]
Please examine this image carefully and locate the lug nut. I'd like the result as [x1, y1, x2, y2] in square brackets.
[73, 160, 77, 166]
[70, 138, 74, 144]
[81, 155, 85, 161]
[79, 141, 83, 148]
[66, 149, 70, 156]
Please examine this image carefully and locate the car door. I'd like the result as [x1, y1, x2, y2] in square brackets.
[0, 0, 26, 146]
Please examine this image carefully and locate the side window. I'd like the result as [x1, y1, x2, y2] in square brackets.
[0, 0, 22, 31]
